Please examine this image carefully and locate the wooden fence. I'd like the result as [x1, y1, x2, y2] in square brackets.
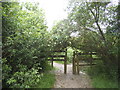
[48, 48, 67, 74]
[72, 51, 101, 74]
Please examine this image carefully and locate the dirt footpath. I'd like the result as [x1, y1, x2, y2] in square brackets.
[52, 62, 92, 88]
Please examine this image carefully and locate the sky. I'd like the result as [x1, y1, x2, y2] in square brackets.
[19, 0, 118, 31]
[19, 0, 69, 30]
[37, 0, 118, 30]
[38, 0, 69, 30]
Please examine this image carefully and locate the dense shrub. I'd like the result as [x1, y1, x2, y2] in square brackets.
[2, 2, 53, 88]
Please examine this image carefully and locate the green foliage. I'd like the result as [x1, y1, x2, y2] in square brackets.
[50, 20, 71, 49]
[7, 67, 42, 88]
[2, 1, 119, 88]
[2, 2, 53, 88]
[2, 58, 12, 82]
[50, 1, 118, 87]
[6, 64, 55, 88]
[67, 47, 74, 63]
[87, 63, 118, 88]
[67, 1, 118, 79]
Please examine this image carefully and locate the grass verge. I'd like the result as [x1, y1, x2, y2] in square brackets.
[36, 73, 55, 88]
[91, 75, 118, 88]
[86, 62, 118, 88]
[35, 62, 55, 88]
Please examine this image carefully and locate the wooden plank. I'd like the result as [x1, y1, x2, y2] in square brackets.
[78, 53, 90, 55]
[49, 50, 66, 52]
[78, 52, 97, 55]
[79, 63, 96, 66]
[48, 59, 65, 61]
[48, 55, 65, 57]
[93, 58, 101, 60]
[91, 52, 97, 55]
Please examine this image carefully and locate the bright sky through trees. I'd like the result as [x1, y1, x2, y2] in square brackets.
[38, 0, 68, 30]
[19, 0, 68, 30]
[19, 0, 118, 30]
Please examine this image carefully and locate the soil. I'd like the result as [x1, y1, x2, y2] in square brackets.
[51, 62, 92, 88]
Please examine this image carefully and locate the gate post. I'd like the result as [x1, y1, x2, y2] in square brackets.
[76, 53, 79, 74]
[64, 48, 67, 74]
[90, 52, 93, 68]
[72, 51, 75, 74]
[51, 53, 53, 67]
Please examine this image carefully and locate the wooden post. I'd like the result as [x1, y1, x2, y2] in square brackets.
[76, 53, 79, 74]
[51, 53, 53, 67]
[74, 52, 78, 74]
[90, 52, 92, 68]
[72, 51, 75, 74]
[64, 48, 67, 74]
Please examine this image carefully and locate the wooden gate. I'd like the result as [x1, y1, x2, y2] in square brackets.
[72, 51, 101, 74]
[48, 48, 67, 74]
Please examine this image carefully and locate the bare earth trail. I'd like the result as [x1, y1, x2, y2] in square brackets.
[52, 62, 92, 88]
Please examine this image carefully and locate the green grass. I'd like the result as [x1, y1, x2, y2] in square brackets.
[36, 73, 55, 88]
[86, 61, 118, 88]
[55, 61, 64, 64]
[91, 75, 118, 88]
[34, 62, 55, 88]
[54, 61, 71, 64]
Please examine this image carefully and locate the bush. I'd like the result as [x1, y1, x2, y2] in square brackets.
[7, 67, 42, 88]
[2, 2, 53, 88]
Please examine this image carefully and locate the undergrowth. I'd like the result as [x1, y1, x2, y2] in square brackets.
[87, 61, 118, 88]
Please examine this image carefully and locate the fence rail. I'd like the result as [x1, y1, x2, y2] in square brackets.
[48, 48, 67, 74]
[73, 51, 101, 74]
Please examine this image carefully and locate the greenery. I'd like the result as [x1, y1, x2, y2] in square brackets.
[87, 62, 118, 88]
[91, 75, 118, 88]
[67, 47, 74, 63]
[55, 61, 64, 64]
[51, 1, 119, 88]
[55, 47, 74, 64]
[2, 2, 55, 88]
[2, 0, 119, 88]
[35, 73, 55, 88]
[67, 1, 118, 88]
